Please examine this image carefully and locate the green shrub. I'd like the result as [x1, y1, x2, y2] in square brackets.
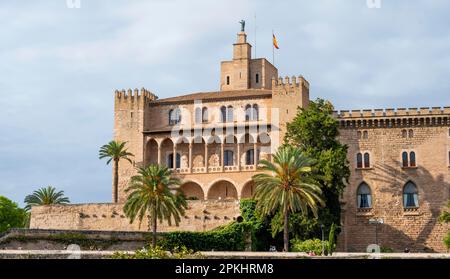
[380, 246, 395, 253]
[291, 238, 329, 255]
[326, 223, 336, 255]
[0, 196, 27, 233]
[111, 245, 203, 259]
[159, 222, 252, 251]
[444, 232, 450, 249]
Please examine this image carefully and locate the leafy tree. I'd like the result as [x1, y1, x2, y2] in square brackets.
[0, 196, 27, 233]
[284, 98, 350, 240]
[99, 140, 134, 203]
[439, 200, 450, 249]
[24, 186, 70, 211]
[123, 164, 187, 248]
[252, 145, 324, 252]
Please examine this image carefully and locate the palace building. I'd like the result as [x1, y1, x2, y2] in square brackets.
[30, 27, 450, 252]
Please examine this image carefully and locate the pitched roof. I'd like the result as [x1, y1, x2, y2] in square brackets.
[153, 89, 272, 105]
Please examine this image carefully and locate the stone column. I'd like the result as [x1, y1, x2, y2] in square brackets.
[221, 143, 224, 171]
[157, 146, 161, 165]
[173, 144, 177, 169]
[253, 142, 258, 169]
[237, 142, 241, 170]
[204, 143, 208, 173]
[188, 143, 193, 173]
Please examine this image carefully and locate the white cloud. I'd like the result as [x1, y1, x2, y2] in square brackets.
[1, 0, 450, 205]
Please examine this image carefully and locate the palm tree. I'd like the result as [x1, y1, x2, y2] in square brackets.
[252, 145, 325, 252]
[24, 186, 70, 211]
[123, 164, 187, 248]
[99, 140, 134, 203]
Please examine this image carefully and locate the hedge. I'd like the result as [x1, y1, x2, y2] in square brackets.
[158, 222, 252, 251]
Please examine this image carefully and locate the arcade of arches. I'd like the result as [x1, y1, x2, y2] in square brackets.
[143, 133, 271, 201]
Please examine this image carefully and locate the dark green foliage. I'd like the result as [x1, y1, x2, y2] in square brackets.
[439, 200, 450, 249]
[380, 246, 395, 253]
[111, 245, 203, 259]
[159, 222, 252, 251]
[99, 140, 134, 165]
[444, 233, 450, 249]
[291, 238, 329, 255]
[24, 186, 70, 211]
[0, 196, 27, 233]
[284, 98, 351, 240]
[239, 199, 274, 251]
[326, 223, 336, 255]
[123, 164, 187, 248]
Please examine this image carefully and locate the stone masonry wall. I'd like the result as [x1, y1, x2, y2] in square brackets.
[337, 118, 450, 253]
[30, 200, 240, 232]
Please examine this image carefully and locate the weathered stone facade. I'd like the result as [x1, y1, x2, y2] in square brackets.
[336, 109, 450, 252]
[30, 28, 449, 252]
[30, 201, 240, 232]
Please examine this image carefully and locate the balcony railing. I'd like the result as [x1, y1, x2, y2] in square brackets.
[169, 165, 257, 174]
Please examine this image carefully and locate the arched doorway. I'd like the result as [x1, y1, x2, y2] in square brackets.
[207, 180, 238, 200]
[180, 182, 204, 200]
[145, 138, 158, 166]
[241, 180, 256, 198]
[160, 138, 174, 168]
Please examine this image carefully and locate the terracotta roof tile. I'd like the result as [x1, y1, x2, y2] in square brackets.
[153, 89, 272, 104]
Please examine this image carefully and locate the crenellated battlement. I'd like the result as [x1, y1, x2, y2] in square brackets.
[334, 106, 450, 129]
[271, 75, 309, 95]
[114, 87, 158, 101]
[334, 106, 450, 119]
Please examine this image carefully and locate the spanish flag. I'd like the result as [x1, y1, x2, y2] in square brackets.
[273, 33, 279, 49]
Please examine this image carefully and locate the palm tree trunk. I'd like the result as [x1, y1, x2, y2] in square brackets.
[283, 210, 289, 252]
[152, 206, 157, 248]
[113, 159, 119, 203]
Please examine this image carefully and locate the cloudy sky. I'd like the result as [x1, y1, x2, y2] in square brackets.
[1, 0, 449, 206]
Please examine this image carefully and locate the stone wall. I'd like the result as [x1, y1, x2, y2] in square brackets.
[337, 118, 450, 252]
[30, 200, 240, 232]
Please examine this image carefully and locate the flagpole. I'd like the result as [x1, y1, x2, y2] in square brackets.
[272, 30, 275, 66]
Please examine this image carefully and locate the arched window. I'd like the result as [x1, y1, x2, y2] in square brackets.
[357, 183, 372, 208]
[408, 129, 414, 138]
[226, 76, 230, 85]
[227, 106, 234, 122]
[167, 153, 181, 169]
[220, 106, 227, 122]
[245, 104, 252, 121]
[364, 153, 370, 168]
[245, 104, 259, 121]
[246, 149, 254, 165]
[202, 107, 208, 123]
[223, 150, 234, 166]
[169, 108, 181, 125]
[403, 181, 418, 208]
[402, 151, 409, 167]
[363, 131, 368, 139]
[195, 107, 202, 124]
[255, 73, 259, 83]
[357, 131, 362, 139]
[402, 129, 407, 138]
[168, 109, 173, 125]
[356, 153, 363, 168]
[252, 104, 259, 120]
[409, 151, 416, 167]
